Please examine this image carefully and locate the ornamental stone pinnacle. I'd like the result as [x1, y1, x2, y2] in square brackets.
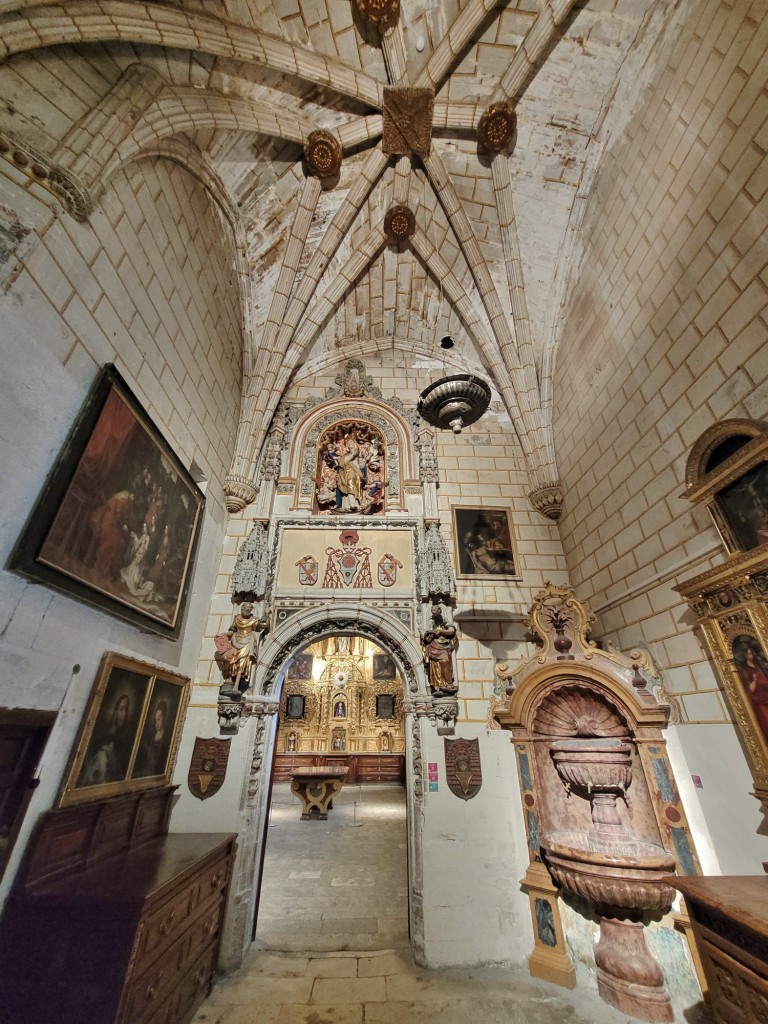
[304, 130, 342, 180]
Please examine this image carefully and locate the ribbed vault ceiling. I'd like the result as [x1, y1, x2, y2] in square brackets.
[0, 0, 671, 495]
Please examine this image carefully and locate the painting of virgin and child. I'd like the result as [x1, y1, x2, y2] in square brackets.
[12, 365, 204, 638]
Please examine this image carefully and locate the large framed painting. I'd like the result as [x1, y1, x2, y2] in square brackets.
[287, 653, 314, 680]
[11, 364, 204, 639]
[452, 506, 520, 580]
[58, 652, 189, 807]
[372, 652, 397, 680]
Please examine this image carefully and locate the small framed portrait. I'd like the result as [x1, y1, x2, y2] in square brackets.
[452, 506, 520, 580]
[285, 694, 306, 720]
[59, 652, 189, 807]
[287, 653, 314, 680]
[372, 652, 397, 680]
[333, 699, 347, 719]
[11, 364, 205, 640]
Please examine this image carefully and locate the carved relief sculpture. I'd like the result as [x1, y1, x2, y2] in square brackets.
[314, 421, 387, 515]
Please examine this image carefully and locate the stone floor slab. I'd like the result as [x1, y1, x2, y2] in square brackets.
[305, 955, 359, 978]
[276, 1004, 364, 1024]
[310, 976, 387, 1004]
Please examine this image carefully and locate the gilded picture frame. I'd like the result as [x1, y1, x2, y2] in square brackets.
[10, 364, 205, 640]
[452, 505, 521, 580]
[58, 652, 189, 807]
[675, 547, 768, 812]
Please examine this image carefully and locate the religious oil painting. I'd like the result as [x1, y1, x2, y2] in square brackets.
[718, 461, 768, 551]
[59, 652, 189, 807]
[287, 653, 314, 680]
[452, 506, 520, 579]
[731, 633, 768, 748]
[372, 652, 397, 680]
[11, 364, 204, 639]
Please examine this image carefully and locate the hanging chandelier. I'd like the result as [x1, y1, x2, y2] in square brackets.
[417, 374, 491, 434]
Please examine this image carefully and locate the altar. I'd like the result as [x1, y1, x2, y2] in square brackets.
[290, 766, 349, 820]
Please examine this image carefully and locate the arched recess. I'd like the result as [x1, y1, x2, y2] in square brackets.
[219, 603, 429, 971]
[285, 396, 418, 514]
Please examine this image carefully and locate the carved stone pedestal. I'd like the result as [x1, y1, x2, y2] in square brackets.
[595, 917, 674, 1022]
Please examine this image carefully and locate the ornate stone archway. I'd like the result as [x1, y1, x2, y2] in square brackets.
[218, 604, 429, 970]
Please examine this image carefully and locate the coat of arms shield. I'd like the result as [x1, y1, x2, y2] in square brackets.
[444, 737, 482, 800]
[188, 736, 231, 800]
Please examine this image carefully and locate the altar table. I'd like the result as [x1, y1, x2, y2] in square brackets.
[290, 766, 349, 820]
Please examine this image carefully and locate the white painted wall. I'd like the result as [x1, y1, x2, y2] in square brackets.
[0, 157, 242, 900]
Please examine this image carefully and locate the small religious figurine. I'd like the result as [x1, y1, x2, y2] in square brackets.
[421, 605, 459, 697]
[214, 602, 270, 700]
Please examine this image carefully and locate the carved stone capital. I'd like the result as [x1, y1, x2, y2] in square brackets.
[305, 130, 342, 180]
[384, 204, 415, 244]
[478, 102, 517, 154]
[0, 131, 92, 221]
[432, 696, 458, 735]
[528, 480, 564, 520]
[218, 699, 243, 734]
[224, 474, 259, 514]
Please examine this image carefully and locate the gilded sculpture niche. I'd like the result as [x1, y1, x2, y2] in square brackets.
[495, 584, 700, 1022]
[676, 418, 768, 811]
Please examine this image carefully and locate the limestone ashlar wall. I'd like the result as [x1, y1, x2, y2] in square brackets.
[0, 156, 242, 892]
[552, 2, 768, 867]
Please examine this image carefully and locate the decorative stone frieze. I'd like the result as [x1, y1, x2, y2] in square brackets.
[528, 480, 564, 520]
[0, 131, 92, 221]
[304, 130, 342, 180]
[384, 204, 416, 244]
[478, 102, 517, 154]
[224, 473, 258, 514]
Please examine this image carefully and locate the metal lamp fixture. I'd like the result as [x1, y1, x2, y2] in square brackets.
[417, 374, 491, 434]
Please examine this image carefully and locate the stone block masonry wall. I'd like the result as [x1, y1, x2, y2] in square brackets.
[0, 156, 243, 897]
[553, 0, 768, 869]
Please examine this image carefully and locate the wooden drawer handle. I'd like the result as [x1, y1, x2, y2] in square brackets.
[194, 965, 209, 987]
[159, 911, 175, 935]
[210, 870, 224, 889]
[204, 915, 217, 937]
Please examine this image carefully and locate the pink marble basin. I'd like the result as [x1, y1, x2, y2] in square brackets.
[541, 828, 676, 914]
[550, 738, 633, 794]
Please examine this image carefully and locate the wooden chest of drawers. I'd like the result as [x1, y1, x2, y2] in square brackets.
[672, 875, 768, 1024]
[0, 791, 236, 1024]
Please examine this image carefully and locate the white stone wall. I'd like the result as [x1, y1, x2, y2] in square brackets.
[0, 157, 242, 897]
[553, 0, 768, 871]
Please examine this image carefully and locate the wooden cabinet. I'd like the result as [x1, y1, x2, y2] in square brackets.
[672, 876, 768, 1024]
[0, 788, 236, 1024]
[274, 752, 405, 784]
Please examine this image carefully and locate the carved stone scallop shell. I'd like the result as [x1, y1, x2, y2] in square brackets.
[532, 685, 628, 737]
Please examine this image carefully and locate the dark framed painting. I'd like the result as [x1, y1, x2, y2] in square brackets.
[288, 653, 314, 680]
[718, 462, 768, 551]
[452, 506, 520, 579]
[11, 364, 205, 639]
[285, 694, 306, 720]
[376, 694, 395, 720]
[372, 652, 397, 680]
[59, 652, 189, 807]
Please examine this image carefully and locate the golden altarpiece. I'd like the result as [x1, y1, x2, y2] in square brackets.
[675, 418, 768, 811]
[275, 636, 404, 759]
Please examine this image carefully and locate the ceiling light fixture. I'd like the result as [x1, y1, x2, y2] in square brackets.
[417, 374, 491, 434]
